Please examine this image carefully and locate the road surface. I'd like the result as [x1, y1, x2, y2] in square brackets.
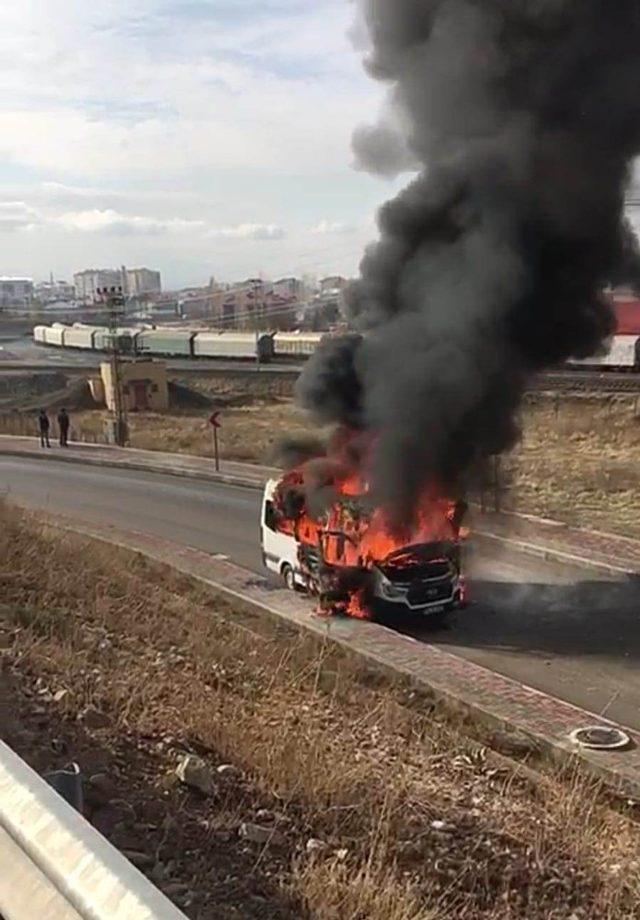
[2, 456, 640, 728]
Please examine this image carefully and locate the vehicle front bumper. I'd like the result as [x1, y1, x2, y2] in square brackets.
[372, 584, 462, 616]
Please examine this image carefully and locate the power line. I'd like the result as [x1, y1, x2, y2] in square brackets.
[12, 297, 335, 329]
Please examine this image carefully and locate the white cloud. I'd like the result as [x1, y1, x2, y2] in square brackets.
[0, 198, 286, 243]
[53, 208, 205, 236]
[0, 201, 41, 231]
[209, 223, 286, 241]
[311, 220, 355, 235]
[0, 1, 390, 285]
[0, 3, 379, 181]
[38, 181, 198, 205]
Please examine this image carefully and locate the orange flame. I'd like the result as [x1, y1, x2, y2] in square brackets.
[273, 428, 466, 619]
[347, 590, 369, 619]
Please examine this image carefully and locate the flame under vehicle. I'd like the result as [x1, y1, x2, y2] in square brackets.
[261, 475, 467, 620]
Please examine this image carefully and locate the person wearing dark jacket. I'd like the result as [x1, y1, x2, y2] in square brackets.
[57, 408, 70, 447]
[38, 409, 51, 448]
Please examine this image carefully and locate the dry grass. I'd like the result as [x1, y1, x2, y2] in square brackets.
[0, 401, 317, 464]
[178, 372, 296, 402]
[296, 854, 435, 920]
[503, 395, 640, 537]
[2, 499, 640, 918]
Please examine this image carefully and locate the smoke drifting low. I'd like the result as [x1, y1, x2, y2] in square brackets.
[297, 0, 640, 522]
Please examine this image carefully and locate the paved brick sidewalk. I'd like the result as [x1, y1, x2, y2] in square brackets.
[2, 434, 638, 575]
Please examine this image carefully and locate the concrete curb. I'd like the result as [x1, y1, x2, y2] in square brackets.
[473, 529, 635, 579]
[48, 516, 640, 800]
[1, 440, 635, 577]
[0, 446, 267, 492]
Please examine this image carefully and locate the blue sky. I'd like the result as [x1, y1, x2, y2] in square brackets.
[0, 0, 403, 288]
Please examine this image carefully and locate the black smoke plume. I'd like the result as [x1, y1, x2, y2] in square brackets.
[296, 0, 640, 523]
[352, 122, 419, 178]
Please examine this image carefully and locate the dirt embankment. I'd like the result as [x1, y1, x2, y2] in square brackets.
[0, 371, 94, 415]
[179, 370, 296, 401]
[2, 500, 640, 919]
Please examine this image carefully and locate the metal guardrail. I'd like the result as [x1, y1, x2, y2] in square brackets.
[0, 741, 188, 919]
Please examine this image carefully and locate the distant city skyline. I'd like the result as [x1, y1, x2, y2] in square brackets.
[0, 1, 408, 289]
[30, 265, 350, 292]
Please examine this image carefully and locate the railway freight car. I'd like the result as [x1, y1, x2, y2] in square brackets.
[273, 332, 324, 358]
[62, 324, 102, 350]
[135, 329, 196, 358]
[567, 335, 640, 371]
[91, 327, 112, 352]
[193, 331, 274, 362]
[33, 325, 48, 345]
[43, 324, 67, 347]
[92, 328, 138, 355]
[612, 298, 640, 335]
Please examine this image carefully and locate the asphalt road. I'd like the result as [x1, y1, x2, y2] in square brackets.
[2, 456, 640, 729]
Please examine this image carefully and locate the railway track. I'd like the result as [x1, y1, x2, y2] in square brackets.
[3, 347, 640, 392]
[535, 371, 640, 393]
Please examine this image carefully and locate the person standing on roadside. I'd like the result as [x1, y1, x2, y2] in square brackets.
[57, 407, 70, 447]
[38, 408, 51, 448]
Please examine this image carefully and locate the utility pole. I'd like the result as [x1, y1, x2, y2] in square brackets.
[120, 264, 130, 314]
[253, 278, 261, 374]
[98, 285, 128, 447]
[209, 411, 222, 472]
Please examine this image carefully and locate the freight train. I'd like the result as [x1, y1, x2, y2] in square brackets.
[32, 320, 640, 371]
[569, 298, 640, 371]
[33, 323, 327, 363]
[566, 335, 640, 371]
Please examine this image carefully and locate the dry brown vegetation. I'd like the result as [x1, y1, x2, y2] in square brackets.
[2, 498, 640, 918]
[0, 400, 317, 465]
[504, 394, 640, 538]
